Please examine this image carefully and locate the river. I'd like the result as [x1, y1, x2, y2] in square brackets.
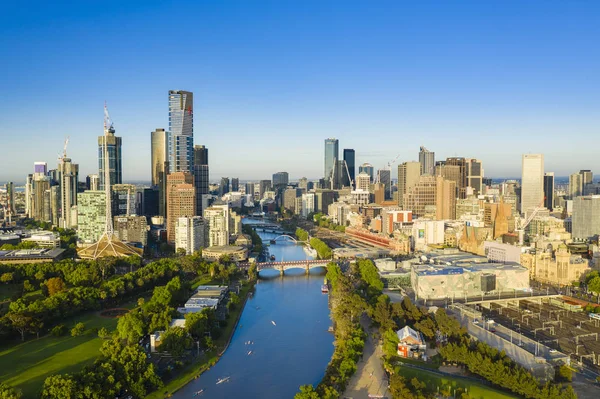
[172, 220, 334, 399]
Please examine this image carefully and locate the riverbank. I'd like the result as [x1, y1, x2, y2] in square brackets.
[146, 280, 255, 399]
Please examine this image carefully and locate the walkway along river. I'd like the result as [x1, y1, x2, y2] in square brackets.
[171, 220, 335, 398]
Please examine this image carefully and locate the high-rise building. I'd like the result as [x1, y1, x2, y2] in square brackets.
[259, 180, 271, 199]
[272, 172, 289, 188]
[466, 159, 484, 196]
[34, 162, 47, 175]
[356, 172, 371, 192]
[324, 138, 339, 182]
[58, 157, 79, 228]
[445, 157, 467, 199]
[298, 178, 308, 191]
[377, 169, 392, 200]
[436, 177, 456, 220]
[343, 149, 355, 188]
[5, 182, 15, 216]
[572, 196, 600, 240]
[284, 188, 301, 212]
[397, 161, 421, 208]
[31, 174, 51, 222]
[231, 178, 239, 192]
[245, 182, 255, 197]
[111, 184, 136, 216]
[403, 176, 437, 218]
[544, 172, 554, 211]
[86, 174, 99, 191]
[77, 191, 106, 243]
[315, 189, 336, 213]
[335, 160, 346, 189]
[151, 128, 169, 217]
[114, 215, 148, 246]
[204, 206, 229, 247]
[168, 90, 194, 174]
[220, 177, 230, 196]
[580, 170, 593, 186]
[166, 172, 195, 243]
[359, 163, 374, 182]
[569, 172, 583, 199]
[175, 216, 206, 255]
[419, 146, 435, 176]
[98, 115, 122, 190]
[193, 145, 209, 216]
[301, 193, 315, 218]
[521, 154, 544, 215]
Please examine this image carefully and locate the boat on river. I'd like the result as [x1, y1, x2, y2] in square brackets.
[303, 245, 317, 257]
[321, 285, 329, 294]
[216, 376, 230, 384]
[270, 255, 276, 261]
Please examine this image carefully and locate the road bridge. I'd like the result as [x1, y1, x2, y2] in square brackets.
[238, 259, 330, 275]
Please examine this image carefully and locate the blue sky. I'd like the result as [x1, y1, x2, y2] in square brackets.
[1, 0, 599, 183]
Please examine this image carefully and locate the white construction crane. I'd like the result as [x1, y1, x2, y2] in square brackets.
[516, 197, 546, 245]
[343, 160, 354, 189]
[375, 153, 402, 184]
[57, 136, 70, 163]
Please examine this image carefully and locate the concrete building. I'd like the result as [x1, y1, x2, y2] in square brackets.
[111, 184, 136, 216]
[350, 189, 370, 206]
[445, 157, 468, 199]
[483, 241, 522, 263]
[245, 182, 255, 198]
[435, 177, 456, 220]
[569, 172, 583, 199]
[283, 188, 300, 212]
[77, 190, 106, 243]
[193, 145, 209, 216]
[544, 172, 554, 211]
[315, 189, 336, 213]
[377, 169, 392, 200]
[580, 170, 593, 186]
[168, 90, 194, 174]
[403, 176, 437, 218]
[356, 172, 371, 192]
[202, 245, 248, 262]
[466, 158, 484, 195]
[419, 146, 435, 176]
[175, 216, 206, 255]
[219, 177, 230, 197]
[58, 157, 78, 229]
[398, 161, 421, 208]
[359, 163, 374, 182]
[272, 172, 289, 188]
[259, 180, 271, 199]
[114, 215, 148, 246]
[411, 220, 445, 250]
[86, 174, 100, 191]
[521, 244, 589, 284]
[572, 195, 600, 240]
[166, 172, 195, 243]
[301, 193, 315, 218]
[328, 201, 351, 226]
[298, 177, 308, 191]
[521, 154, 544, 215]
[151, 128, 169, 217]
[204, 206, 229, 247]
[23, 231, 61, 248]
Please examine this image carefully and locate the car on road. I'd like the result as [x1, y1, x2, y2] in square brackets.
[490, 328, 496, 333]
[549, 349, 558, 353]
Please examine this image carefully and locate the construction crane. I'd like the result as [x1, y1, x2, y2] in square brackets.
[516, 197, 546, 245]
[375, 153, 402, 184]
[104, 102, 115, 134]
[57, 136, 70, 163]
[343, 159, 354, 189]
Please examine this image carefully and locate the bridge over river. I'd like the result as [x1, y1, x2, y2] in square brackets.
[238, 259, 330, 275]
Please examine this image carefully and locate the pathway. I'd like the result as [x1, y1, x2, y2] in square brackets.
[343, 314, 389, 399]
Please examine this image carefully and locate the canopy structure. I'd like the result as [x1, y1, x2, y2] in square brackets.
[78, 233, 142, 260]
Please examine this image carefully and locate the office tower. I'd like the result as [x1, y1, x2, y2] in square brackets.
[436, 177, 456, 220]
[58, 156, 79, 228]
[50, 185, 60, 226]
[315, 189, 336, 213]
[402, 176, 437, 218]
[272, 172, 289, 188]
[334, 160, 345, 189]
[204, 206, 229, 247]
[151, 128, 169, 217]
[77, 191, 106, 243]
[231, 178, 239, 192]
[220, 177, 230, 196]
[466, 159, 484, 196]
[176, 216, 206, 254]
[373, 183, 385, 204]
[86, 174, 100, 191]
[32, 174, 51, 222]
[301, 193, 315, 218]
[580, 170, 593, 186]
[34, 162, 47, 175]
[419, 146, 435, 176]
[544, 172, 554, 211]
[114, 215, 148, 246]
[245, 182, 255, 197]
[25, 175, 33, 217]
[569, 173, 583, 199]
[259, 180, 271, 199]
[356, 172, 371, 192]
[343, 149, 355, 188]
[193, 145, 209, 216]
[359, 163, 374, 182]
[324, 138, 339, 182]
[168, 90, 194, 173]
[166, 172, 195, 243]
[298, 177, 308, 191]
[284, 188, 301, 212]
[5, 182, 15, 216]
[572, 196, 600, 240]
[445, 157, 467, 199]
[98, 107, 122, 190]
[521, 154, 544, 215]
[143, 188, 159, 216]
[397, 161, 421, 208]
[377, 169, 391, 200]
[111, 184, 136, 216]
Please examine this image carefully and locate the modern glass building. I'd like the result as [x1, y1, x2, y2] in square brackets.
[324, 138, 339, 181]
[343, 149, 355, 187]
[521, 154, 544, 215]
[359, 162, 374, 182]
[168, 90, 194, 174]
[419, 146, 435, 176]
[98, 124, 122, 190]
[193, 145, 209, 216]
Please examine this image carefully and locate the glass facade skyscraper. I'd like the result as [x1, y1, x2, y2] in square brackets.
[168, 90, 194, 174]
[98, 124, 122, 190]
[324, 138, 339, 181]
[343, 149, 355, 187]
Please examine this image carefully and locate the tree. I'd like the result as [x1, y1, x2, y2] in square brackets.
[97, 327, 110, 339]
[71, 322, 85, 337]
[383, 328, 400, 358]
[40, 374, 78, 399]
[229, 293, 240, 307]
[0, 383, 22, 399]
[294, 385, 319, 399]
[116, 311, 146, 343]
[160, 327, 192, 357]
[0, 273, 13, 284]
[557, 365, 573, 382]
[46, 277, 66, 296]
[6, 312, 33, 341]
[588, 276, 600, 295]
[185, 311, 209, 340]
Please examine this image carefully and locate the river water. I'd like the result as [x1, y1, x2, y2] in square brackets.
[172, 220, 334, 399]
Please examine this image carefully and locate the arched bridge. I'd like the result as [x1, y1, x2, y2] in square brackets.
[269, 235, 298, 243]
[239, 259, 330, 275]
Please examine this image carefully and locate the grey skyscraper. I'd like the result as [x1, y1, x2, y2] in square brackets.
[58, 156, 79, 228]
[151, 128, 169, 217]
[359, 163, 374, 182]
[231, 178, 239, 192]
[193, 145, 209, 215]
[377, 169, 392, 200]
[168, 90, 194, 174]
[324, 138, 339, 182]
[580, 170, 593, 186]
[220, 177, 230, 196]
[343, 149, 355, 188]
[544, 172, 554, 211]
[419, 146, 435, 176]
[272, 172, 289, 188]
[98, 108, 122, 190]
[466, 159, 483, 195]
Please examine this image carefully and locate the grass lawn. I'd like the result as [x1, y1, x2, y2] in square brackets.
[0, 308, 125, 398]
[398, 365, 519, 399]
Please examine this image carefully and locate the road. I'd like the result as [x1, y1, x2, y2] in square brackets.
[343, 314, 389, 399]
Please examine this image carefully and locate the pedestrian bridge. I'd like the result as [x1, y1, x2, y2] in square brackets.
[239, 259, 331, 274]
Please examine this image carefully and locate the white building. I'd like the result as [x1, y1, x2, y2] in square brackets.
[328, 201, 351, 226]
[521, 154, 544, 216]
[204, 206, 229, 247]
[302, 193, 315, 218]
[175, 216, 206, 255]
[411, 220, 445, 251]
[350, 189, 370, 206]
[356, 172, 371, 192]
[572, 195, 600, 240]
[483, 241, 522, 263]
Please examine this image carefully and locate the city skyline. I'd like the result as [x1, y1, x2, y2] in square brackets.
[2, 1, 600, 182]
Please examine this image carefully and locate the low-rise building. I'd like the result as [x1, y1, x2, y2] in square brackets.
[203, 245, 248, 262]
[396, 326, 426, 358]
[23, 231, 61, 248]
[0, 248, 66, 264]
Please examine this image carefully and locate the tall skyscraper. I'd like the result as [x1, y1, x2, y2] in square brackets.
[398, 161, 421, 208]
[569, 173, 583, 199]
[377, 169, 392, 200]
[34, 162, 47, 175]
[324, 138, 339, 182]
[151, 128, 169, 217]
[231, 178, 239, 192]
[193, 145, 209, 215]
[544, 172, 554, 211]
[86, 174, 100, 191]
[466, 158, 484, 195]
[272, 172, 289, 188]
[343, 149, 355, 188]
[175, 216, 206, 255]
[259, 180, 271, 199]
[98, 107, 122, 190]
[445, 157, 467, 199]
[5, 182, 15, 217]
[58, 156, 79, 228]
[358, 163, 374, 182]
[521, 154, 544, 215]
[220, 177, 230, 196]
[419, 146, 435, 176]
[166, 172, 195, 243]
[356, 172, 371, 192]
[580, 170, 593, 186]
[168, 90, 194, 174]
[572, 196, 600, 240]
